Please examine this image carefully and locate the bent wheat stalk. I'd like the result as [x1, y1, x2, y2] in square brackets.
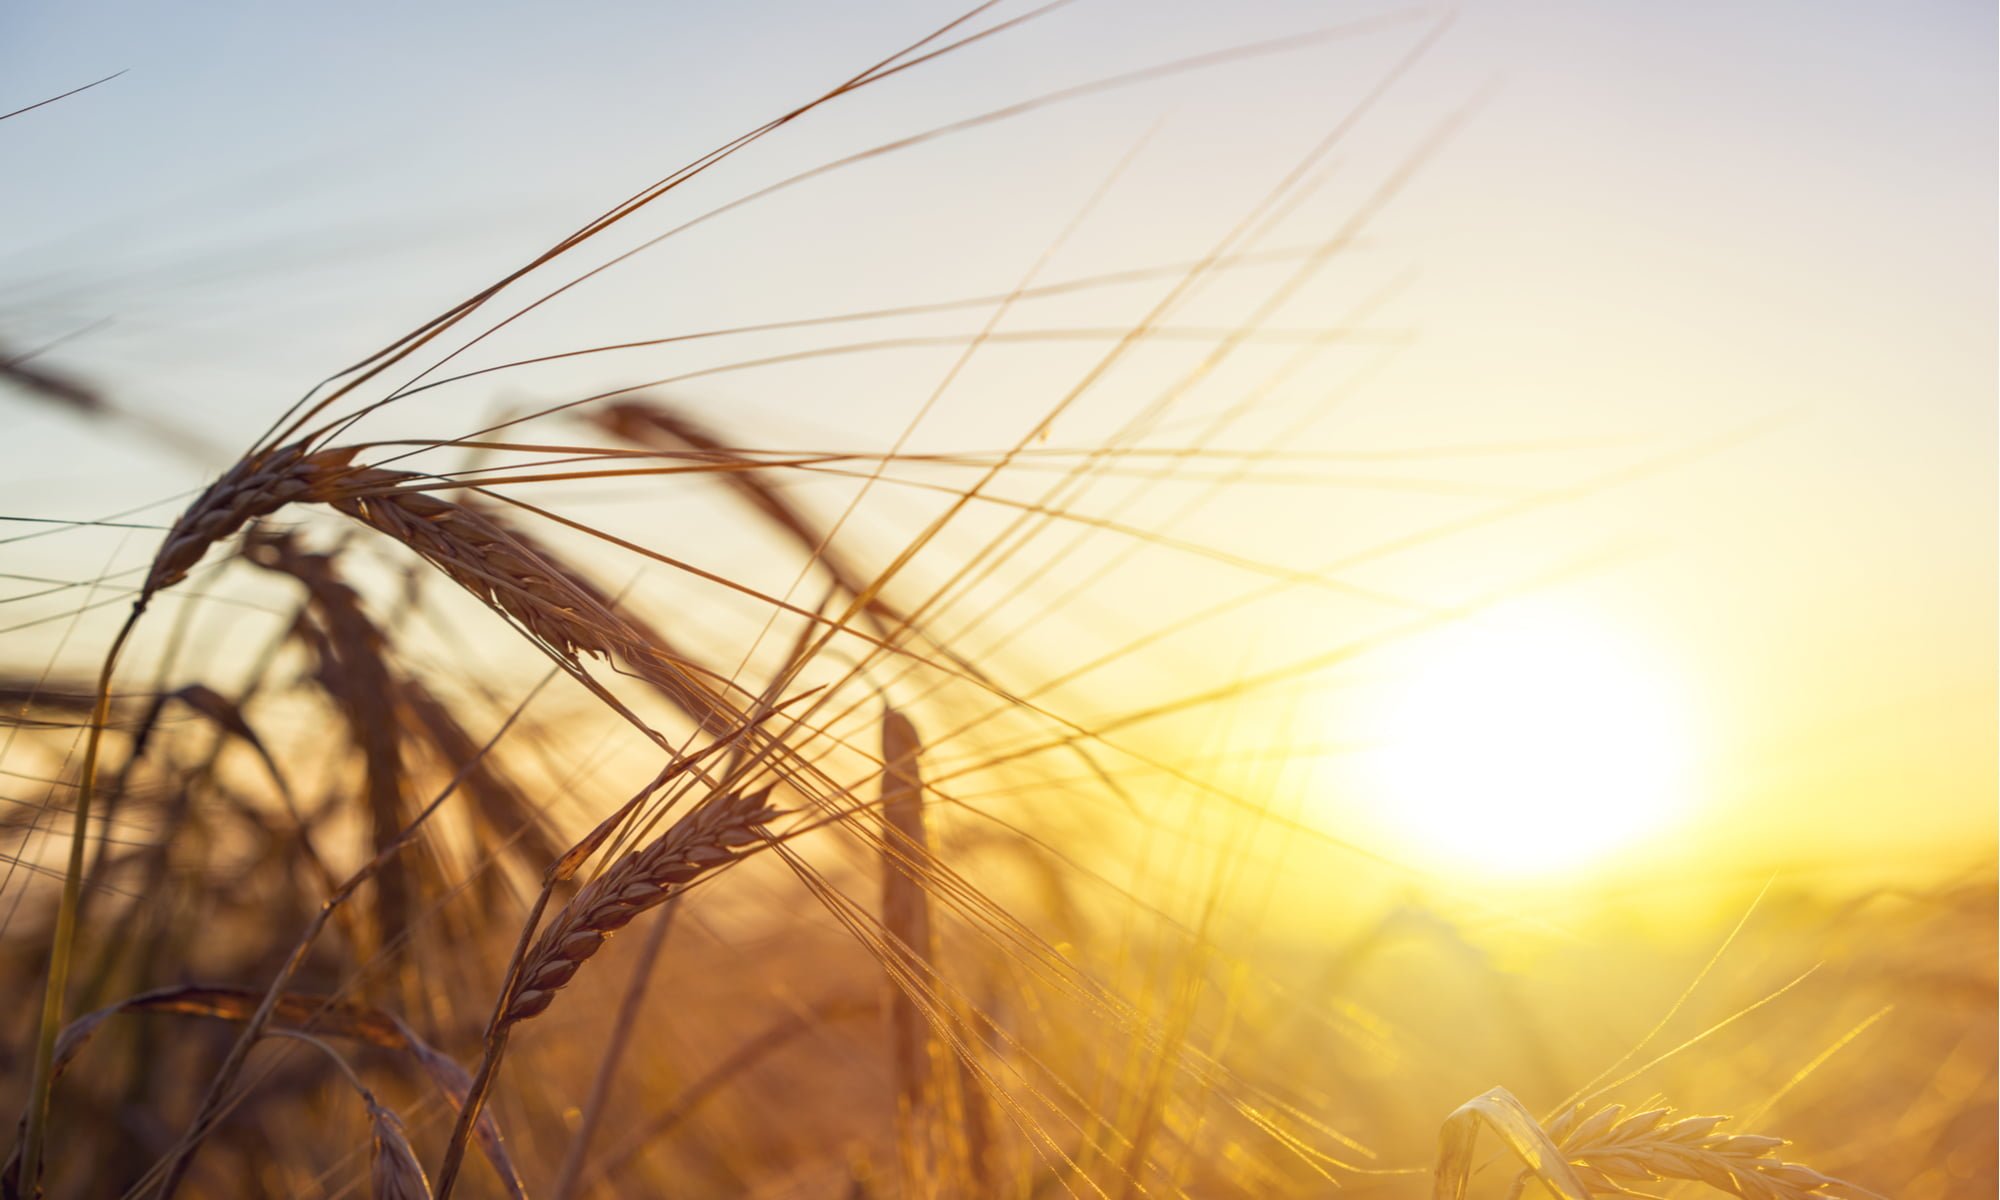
[431, 780, 782, 1198]
[138, 671, 560, 1200]
[266, 1030, 433, 1200]
[5, 986, 519, 1199]
[1434, 1088, 1592, 1200]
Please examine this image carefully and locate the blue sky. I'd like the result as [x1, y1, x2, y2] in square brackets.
[2, 1, 1993, 871]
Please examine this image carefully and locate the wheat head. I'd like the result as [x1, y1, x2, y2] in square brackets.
[504, 786, 780, 1024]
[1541, 1102, 1858, 1200]
[367, 1100, 434, 1200]
[143, 442, 357, 598]
[320, 468, 619, 663]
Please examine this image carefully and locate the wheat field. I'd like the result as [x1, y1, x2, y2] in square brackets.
[0, 4, 1992, 1199]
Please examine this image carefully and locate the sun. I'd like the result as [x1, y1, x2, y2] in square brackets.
[1364, 600, 1693, 877]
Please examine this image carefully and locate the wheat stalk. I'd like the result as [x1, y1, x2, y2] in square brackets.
[12, 984, 531, 1198]
[18, 439, 362, 1186]
[269, 1031, 435, 1200]
[249, 528, 571, 878]
[878, 706, 949, 1194]
[247, 1028, 436, 1200]
[245, 531, 426, 951]
[880, 707, 936, 1116]
[432, 772, 782, 1199]
[1538, 1102, 1858, 1200]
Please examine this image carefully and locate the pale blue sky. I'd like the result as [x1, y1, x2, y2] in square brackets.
[2, 1, 1992, 869]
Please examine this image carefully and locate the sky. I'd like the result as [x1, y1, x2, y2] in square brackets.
[1, 0, 1993, 887]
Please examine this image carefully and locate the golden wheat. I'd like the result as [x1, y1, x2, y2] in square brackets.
[1541, 1102, 1857, 1200]
[319, 468, 621, 664]
[506, 785, 781, 1024]
[3, 7, 1975, 1199]
[141, 443, 356, 599]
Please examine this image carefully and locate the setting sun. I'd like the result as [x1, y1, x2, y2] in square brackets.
[1366, 602, 1694, 876]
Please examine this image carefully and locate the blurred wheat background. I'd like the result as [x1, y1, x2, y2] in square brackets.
[0, 2, 1992, 1198]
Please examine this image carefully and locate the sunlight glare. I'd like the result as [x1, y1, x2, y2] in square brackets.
[1367, 600, 1692, 877]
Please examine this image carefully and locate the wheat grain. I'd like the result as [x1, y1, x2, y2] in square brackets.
[505, 785, 780, 1024]
[318, 468, 758, 745]
[319, 468, 619, 663]
[1541, 1102, 1856, 1200]
[143, 442, 356, 598]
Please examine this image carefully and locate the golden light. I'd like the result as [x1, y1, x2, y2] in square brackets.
[1364, 600, 1693, 877]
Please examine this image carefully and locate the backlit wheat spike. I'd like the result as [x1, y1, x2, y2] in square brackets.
[879, 706, 939, 1192]
[504, 786, 780, 1024]
[324, 470, 754, 737]
[478, 504, 744, 735]
[143, 442, 357, 598]
[322, 468, 620, 664]
[1543, 1102, 1856, 1200]
[593, 400, 901, 626]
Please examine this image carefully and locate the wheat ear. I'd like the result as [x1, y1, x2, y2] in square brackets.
[322, 468, 621, 664]
[144, 442, 359, 598]
[879, 707, 939, 1190]
[507, 786, 780, 1023]
[253, 1029, 434, 1200]
[367, 1100, 434, 1200]
[1541, 1102, 1860, 1200]
[432, 776, 781, 1199]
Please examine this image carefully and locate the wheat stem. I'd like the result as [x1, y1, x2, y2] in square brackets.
[431, 902, 543, 1200]
[141, 671, 555, 1200]
[547, 896, 681, 1200]
[19, 601, 142, 1192]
